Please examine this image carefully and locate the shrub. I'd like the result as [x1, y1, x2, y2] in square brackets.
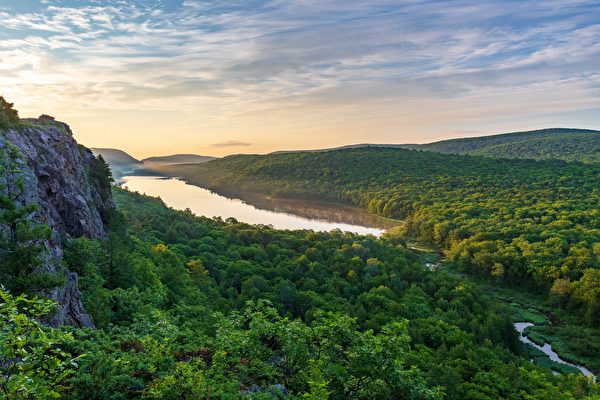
[0, 96, 20, 130]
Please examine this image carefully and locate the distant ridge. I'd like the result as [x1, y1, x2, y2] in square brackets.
[91, 149, 218, 180]
[411, 128, 600, 163]
[91, 148, 142, 180]
[274, 128, 600, 163]
[271, 143, 406, 154]
[92, 147, 140, 165]
[142, 154, 216, 165]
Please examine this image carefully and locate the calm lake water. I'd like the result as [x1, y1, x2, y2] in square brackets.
[122, 176, 394, 236]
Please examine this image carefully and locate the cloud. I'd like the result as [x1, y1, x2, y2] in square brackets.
[210, 140, 252, 147]
[0, 0, 598, 155]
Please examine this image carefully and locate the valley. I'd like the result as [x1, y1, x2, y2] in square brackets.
[117, 151, 600, 382]
[129, 145, 600, 382]
[1, 105, 599, 399]
[2, 1, 599, 397]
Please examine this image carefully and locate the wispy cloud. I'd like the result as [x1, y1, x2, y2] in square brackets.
[0, 0, 598, 156]
[211, 140, 252, 147]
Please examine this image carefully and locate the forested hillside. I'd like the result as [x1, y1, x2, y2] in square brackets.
[142, 154, 216, 164]
[92, 147, 142, 180]
[2, 97, 599, 398]
[7, 188, 597, 399]
[157, 148, 600, 326]
[2, 148, 599, 397]
[408, 128, 600, 163]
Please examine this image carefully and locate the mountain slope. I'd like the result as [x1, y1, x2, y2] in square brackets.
[157, 147, 600, 322]
[142, 153, 216, 165]
[410, 128, 600, 162]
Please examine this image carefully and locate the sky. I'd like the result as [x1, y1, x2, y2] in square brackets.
[1, 0, 599, 158]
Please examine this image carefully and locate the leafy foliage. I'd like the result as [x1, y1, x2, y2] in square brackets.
[52, 189, 598, 399]
[0, 289, 80, 399]
[0, 96, 20, 130]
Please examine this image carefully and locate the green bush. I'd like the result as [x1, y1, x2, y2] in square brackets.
[0, 96, 20, 130]
[0, 289, 81, 398]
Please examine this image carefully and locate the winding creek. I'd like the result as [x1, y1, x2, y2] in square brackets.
[514, 322, 596, 380]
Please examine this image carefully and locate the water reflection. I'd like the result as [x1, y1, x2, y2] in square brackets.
[122, 176, 397, 236]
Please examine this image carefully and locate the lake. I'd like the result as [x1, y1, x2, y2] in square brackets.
[121, 176, 398, 236]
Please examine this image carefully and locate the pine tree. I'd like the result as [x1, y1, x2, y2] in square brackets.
[89, 154, 114, 200]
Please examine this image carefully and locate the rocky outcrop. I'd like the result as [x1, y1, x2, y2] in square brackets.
[0, 117, 114, 328]
[47, 273, 95, 328]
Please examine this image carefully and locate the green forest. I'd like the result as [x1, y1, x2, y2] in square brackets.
[156, 148, 600, 327]
[1, 110, 600, 398]
[406, 128, 600, 163]
[4, 185, 600, 399]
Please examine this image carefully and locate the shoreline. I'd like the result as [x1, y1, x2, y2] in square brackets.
[133, 170, 402, 231]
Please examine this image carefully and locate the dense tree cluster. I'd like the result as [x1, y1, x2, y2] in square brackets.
[36, 189, 593, 399]
[413, 128, 600, 163]
[0, 182, 597, 398]
[159, 148, 600, 325]
[0, 96, 20, 130]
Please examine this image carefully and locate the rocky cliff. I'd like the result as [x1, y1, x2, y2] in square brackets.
[0, 117, 114, 328]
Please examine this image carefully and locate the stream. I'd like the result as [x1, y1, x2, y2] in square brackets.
[514, 322, 596, 380]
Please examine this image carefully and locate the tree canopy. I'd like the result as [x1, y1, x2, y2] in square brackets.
[153, 147, 600, 325]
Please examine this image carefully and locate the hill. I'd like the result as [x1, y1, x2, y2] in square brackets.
[91, 147, 142, 179]
[90, 150, 216, 180]
[274, 128, 600, 163]
[158, 147, 600, 324]
[142, 153, 216, 165]
[409, 128, 600, 163]
[91, 147, 140, 165]
[2, 104, 599, 397]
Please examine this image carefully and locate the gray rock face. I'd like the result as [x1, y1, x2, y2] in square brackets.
[0, 118, 114, 328]
[47, 272, 96, 328]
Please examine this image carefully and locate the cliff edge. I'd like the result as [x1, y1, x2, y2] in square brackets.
[0, 116, 114, 327]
